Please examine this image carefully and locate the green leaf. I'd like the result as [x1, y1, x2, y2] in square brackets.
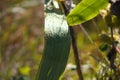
[67, 0, 108, 26]
[19, 66, 30, 76]
[99, 43, 108, 51]
[99, 34, 112, 44]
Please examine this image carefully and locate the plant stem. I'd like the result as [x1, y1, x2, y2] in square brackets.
[110, 26, 114, 47]
[79, 24, 94, 44]
[109, 26, 116, 70]
[92, 19, 100, 34]
[70, 27, 84, 80]
[60, 2, 84, 80]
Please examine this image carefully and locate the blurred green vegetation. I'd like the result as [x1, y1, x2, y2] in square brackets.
[0, 0, 44, 80]
[1, 0, 120, 80]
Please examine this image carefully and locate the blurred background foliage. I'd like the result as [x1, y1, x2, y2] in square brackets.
[1, 0, 120, 80]
[0, 0, 44, 80]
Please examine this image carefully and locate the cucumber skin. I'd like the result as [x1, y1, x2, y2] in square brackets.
[36, 14, 71, 80]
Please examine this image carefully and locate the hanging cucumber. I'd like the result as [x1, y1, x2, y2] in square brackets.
[36, 13, 71, 80]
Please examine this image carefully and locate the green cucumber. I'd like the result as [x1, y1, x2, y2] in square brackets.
[36, 13, 71, 80]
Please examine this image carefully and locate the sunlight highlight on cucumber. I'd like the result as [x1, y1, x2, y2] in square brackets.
[36, 0, 71, 79]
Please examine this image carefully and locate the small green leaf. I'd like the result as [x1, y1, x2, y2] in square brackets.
[105, 14, 113, 27]
[67, 0, 108, 26]
[99, 43, 108, 51]
[112, 15, 120, 27]
[99, 34, 112, 44]
[19, 66, 30, 76]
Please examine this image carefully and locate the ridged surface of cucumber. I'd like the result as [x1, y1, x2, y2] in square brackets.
[36, 13, 71, 80]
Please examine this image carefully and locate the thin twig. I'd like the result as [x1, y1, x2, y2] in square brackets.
[109, 26, 117, 70]
[110, 26, 114, 47]
[78, 24, 94, 44]
[115, 46, 120, 55]
[70, 27, 84, 80]
[60, 1, 84, 80]
[92, 19, 100, 34]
